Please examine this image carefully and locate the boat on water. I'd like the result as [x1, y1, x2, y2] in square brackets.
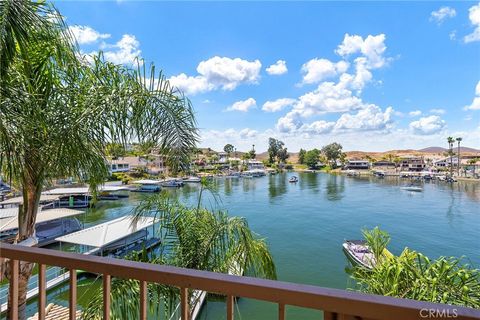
[289, 176, 299, 183]
[401, 185, 423, 192]
[184, 176, 201, 183]
[131, 179, 162, 193]
[161, 178, 184, 187]
[342, 240, 393, 269]
[345, 169, 360, 176]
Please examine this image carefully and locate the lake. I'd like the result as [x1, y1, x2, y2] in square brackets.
[19, 172, 480, 319]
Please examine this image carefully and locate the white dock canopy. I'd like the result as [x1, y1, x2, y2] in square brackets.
[132, 179, 162, 185]
[42, 185, 129, 196]
[0, 208, 85, 233]
[55, 215, 155, 248]
[0, 194, 60, 206]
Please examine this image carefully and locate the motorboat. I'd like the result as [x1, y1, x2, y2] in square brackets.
[345, 169, 359, 176]
[184, 176, 201, 183]
[289, 176, 299, 183]
[161, 178, 184, 187]
[131, 180, 162, 193]
[342, 240, 393, 269]
[401, 185, 423, 192]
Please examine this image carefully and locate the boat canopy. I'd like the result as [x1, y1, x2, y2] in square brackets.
[0, 194, 60, 206]
[0, 208, 85, 232]
[55, 215, 155, 248]
[132, 179, 162, 185]
[42, 185, 129, 196]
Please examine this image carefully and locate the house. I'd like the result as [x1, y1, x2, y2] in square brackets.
[345, 160, 370, 170]
[246, 160, 265, 171]
[372, 160, 395, 168]
[107, 155, 167, 175]
[399, 157, 426, 172]
[433, 157, 459, 168]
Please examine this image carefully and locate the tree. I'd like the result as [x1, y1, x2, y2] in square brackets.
[322, 142, 343, 168]
[277, 147, 289, 163]
[456, 137, 462, 177]
[0, 2, 198, 318]
[304, 149, 321, 169]
[241, 152, 251, 161]
[298, 149, 306, 164]
[248, 148, 256, 160]
[223, 144, 234, 157]
[82, 193, 277, 319]
[105, 143, 126, 159]
[447, 137, 455, 177]
[267, 138, 284, 164]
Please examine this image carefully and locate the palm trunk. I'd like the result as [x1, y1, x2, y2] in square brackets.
[6, 172, 43, 320]
[457, 142, 461, 177]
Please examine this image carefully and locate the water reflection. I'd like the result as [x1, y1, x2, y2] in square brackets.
[325, 174, 345, 201]
[299, 172, 320, 194]
[268, 174, 287, 199]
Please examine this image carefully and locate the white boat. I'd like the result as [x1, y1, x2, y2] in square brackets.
[184, 176, 201, 183]
[161, 178, 184, 187]
[289, 176, 298, 183]
[342, 240, 393, 269]
[345, 169, 359, 176]
[131, 179, 162, 193]
[401, 186, 423, 192]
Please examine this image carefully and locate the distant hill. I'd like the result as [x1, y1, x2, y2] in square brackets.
[417, 146, 480, 154]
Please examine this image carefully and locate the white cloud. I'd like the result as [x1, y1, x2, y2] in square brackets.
[301, 58, 349, 84]
[239, 128, 258, 138]
[169, 56, 262, 95]
[465, 2, 480, 43]
[430, 108, 446, 115]
[449, 30, 457, 40]
[69, 25, 110, 44]
[226, 98, 257, 112]
[334, 105, 394, 132]
[409, 110, 422, 117]
[336, 33, 387, 69]
[464, 81, 480, 110]
[430, 7, 456, 24]
[102, 34, 142, 65]
[299, 120, 335, 134]
[262, 98, 296, 112]
[409, 115, 446, 135]
[266, 60, 288, 75]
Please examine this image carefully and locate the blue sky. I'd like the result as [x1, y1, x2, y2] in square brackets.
[57, 1, 480, 152]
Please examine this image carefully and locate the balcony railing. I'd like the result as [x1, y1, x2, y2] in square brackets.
[1, 243, 479, 320]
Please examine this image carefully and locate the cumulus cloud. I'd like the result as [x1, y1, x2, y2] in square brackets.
[226, 98, 257, 112]
[430, 108, 446, 115]
[69, 25, 110, 44]
[430, 7, 456, 24]
[409, 115, 446, 135]
[464, 81, 480, 110]
[336, 33, 387, 69]
[465, 2, 480, 43]
[102, 34, 142, 65]
[334, 105, 394, 132]
[266, 60, 288, 75]
[299, 120, 335, 134]
[409, 110, 422, 117]
[301, 58, 349, 84]
[169, 56, 262, 95]
[262, 98, 296, 112]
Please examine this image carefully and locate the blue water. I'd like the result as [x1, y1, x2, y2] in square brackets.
[14, 172, 480, 319]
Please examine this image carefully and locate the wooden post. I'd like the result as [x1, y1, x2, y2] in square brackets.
[9, 259, 19, 320]
[69, 269, 77, 320]
[180, 287, 189, 320]
[38, 264, 46, 320]
[103, 274, 111, 320]
[140, 280, 147, 320]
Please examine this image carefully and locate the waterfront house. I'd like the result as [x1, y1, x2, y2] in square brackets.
[433, 157, 459, 168]
[399, 156, 426, 172]
[345, 160, 370, 170]
[107, 155, 167, 175]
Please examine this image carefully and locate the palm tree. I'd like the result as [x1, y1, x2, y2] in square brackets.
[456, 137, 462, 177]
[0, 1, 197, 318]
[447, 137, 455, 177]
[82, 193, 277, 319]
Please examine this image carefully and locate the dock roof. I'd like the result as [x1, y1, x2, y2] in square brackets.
[42, 185, 129, 196]
[55, 215, 155, 248]
[0, 208, 85, 233]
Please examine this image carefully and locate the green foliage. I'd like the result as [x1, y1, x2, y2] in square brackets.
[268, 138, 288, 164]
[362, 227, 390, 264]
[105, 143, 126, 159]
[248, 149, 256, 160]
[321, 142, 343, 168]
[298, 149, 306, 164]
[223, 144, 234, 155]
[304, 149, 321, 169]
[82, 194, 277, 319]
[350, 228, 480, 308]
[351, 249, 480, 308]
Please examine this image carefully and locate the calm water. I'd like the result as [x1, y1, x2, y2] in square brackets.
[20, 173, 480, 319]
